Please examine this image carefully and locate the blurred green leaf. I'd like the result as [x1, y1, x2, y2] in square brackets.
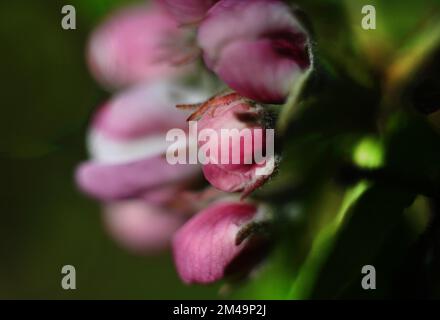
[75, 0, 139, 21]
[288, 182, 369, 299]
[310, 182, 415, 299]
[385, 17, 440, 98]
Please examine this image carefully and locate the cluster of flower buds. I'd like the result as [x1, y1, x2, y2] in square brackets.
[77, 0, 311, 285]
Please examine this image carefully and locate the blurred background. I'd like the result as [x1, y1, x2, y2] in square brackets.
[0, 0, 220, 299]
[2, 0, 440, 299]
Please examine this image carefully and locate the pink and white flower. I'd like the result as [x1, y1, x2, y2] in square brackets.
[76, 81, 208, 201]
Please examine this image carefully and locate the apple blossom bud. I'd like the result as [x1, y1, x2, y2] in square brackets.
[87, 4, 195, 89]
[189, 92, 276, 196]
[160, 0, 218, 24]
[172, 201, 269, 283]
[104, 201, 184, 253]
[197, 0, 312, 103]
[76, 81, 209, 200]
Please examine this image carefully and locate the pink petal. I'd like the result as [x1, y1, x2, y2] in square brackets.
[141, 186, 181, 206]
[214, 39, 302, 103]
[76, 82, 209, 201]
[196, 97, 260, 165]
[104, 201, 184, 253]
[87, 82, 210, 165]
[76, 155, 199, 201]
[199, 0, 305, 65]
[88, 130, 169, 165]
[172, 201, 258, 284]
[160, 0, 218, 24]
[87, 4, 191, 89]
[91, 82, 198, 141]
[195, 94, 275, 193]
[202, 163, 254, 192]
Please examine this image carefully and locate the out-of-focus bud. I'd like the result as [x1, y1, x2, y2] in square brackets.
[104, 200, 184, 253]
[87, 4, 195, 89]
[190, 92, 276, 196]
[76, 81, 209, 200]
[197, 0, 312, 103]
[160, 0, 218, 25]
[172, 201, 269, 284]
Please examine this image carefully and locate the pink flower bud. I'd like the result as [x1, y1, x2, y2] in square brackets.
[87, 4, 195, 89]
[191, 92, 275, 196]
[197, 0, 311, 103]
[172, 201, 266, 283]
[104, 200, 184, 253]
[76, 81, 209, 200]
[159, 0, 218, 24]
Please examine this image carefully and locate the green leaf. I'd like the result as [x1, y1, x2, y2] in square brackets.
[309, 182, 415, 299]
[287, 182, 369, 299]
